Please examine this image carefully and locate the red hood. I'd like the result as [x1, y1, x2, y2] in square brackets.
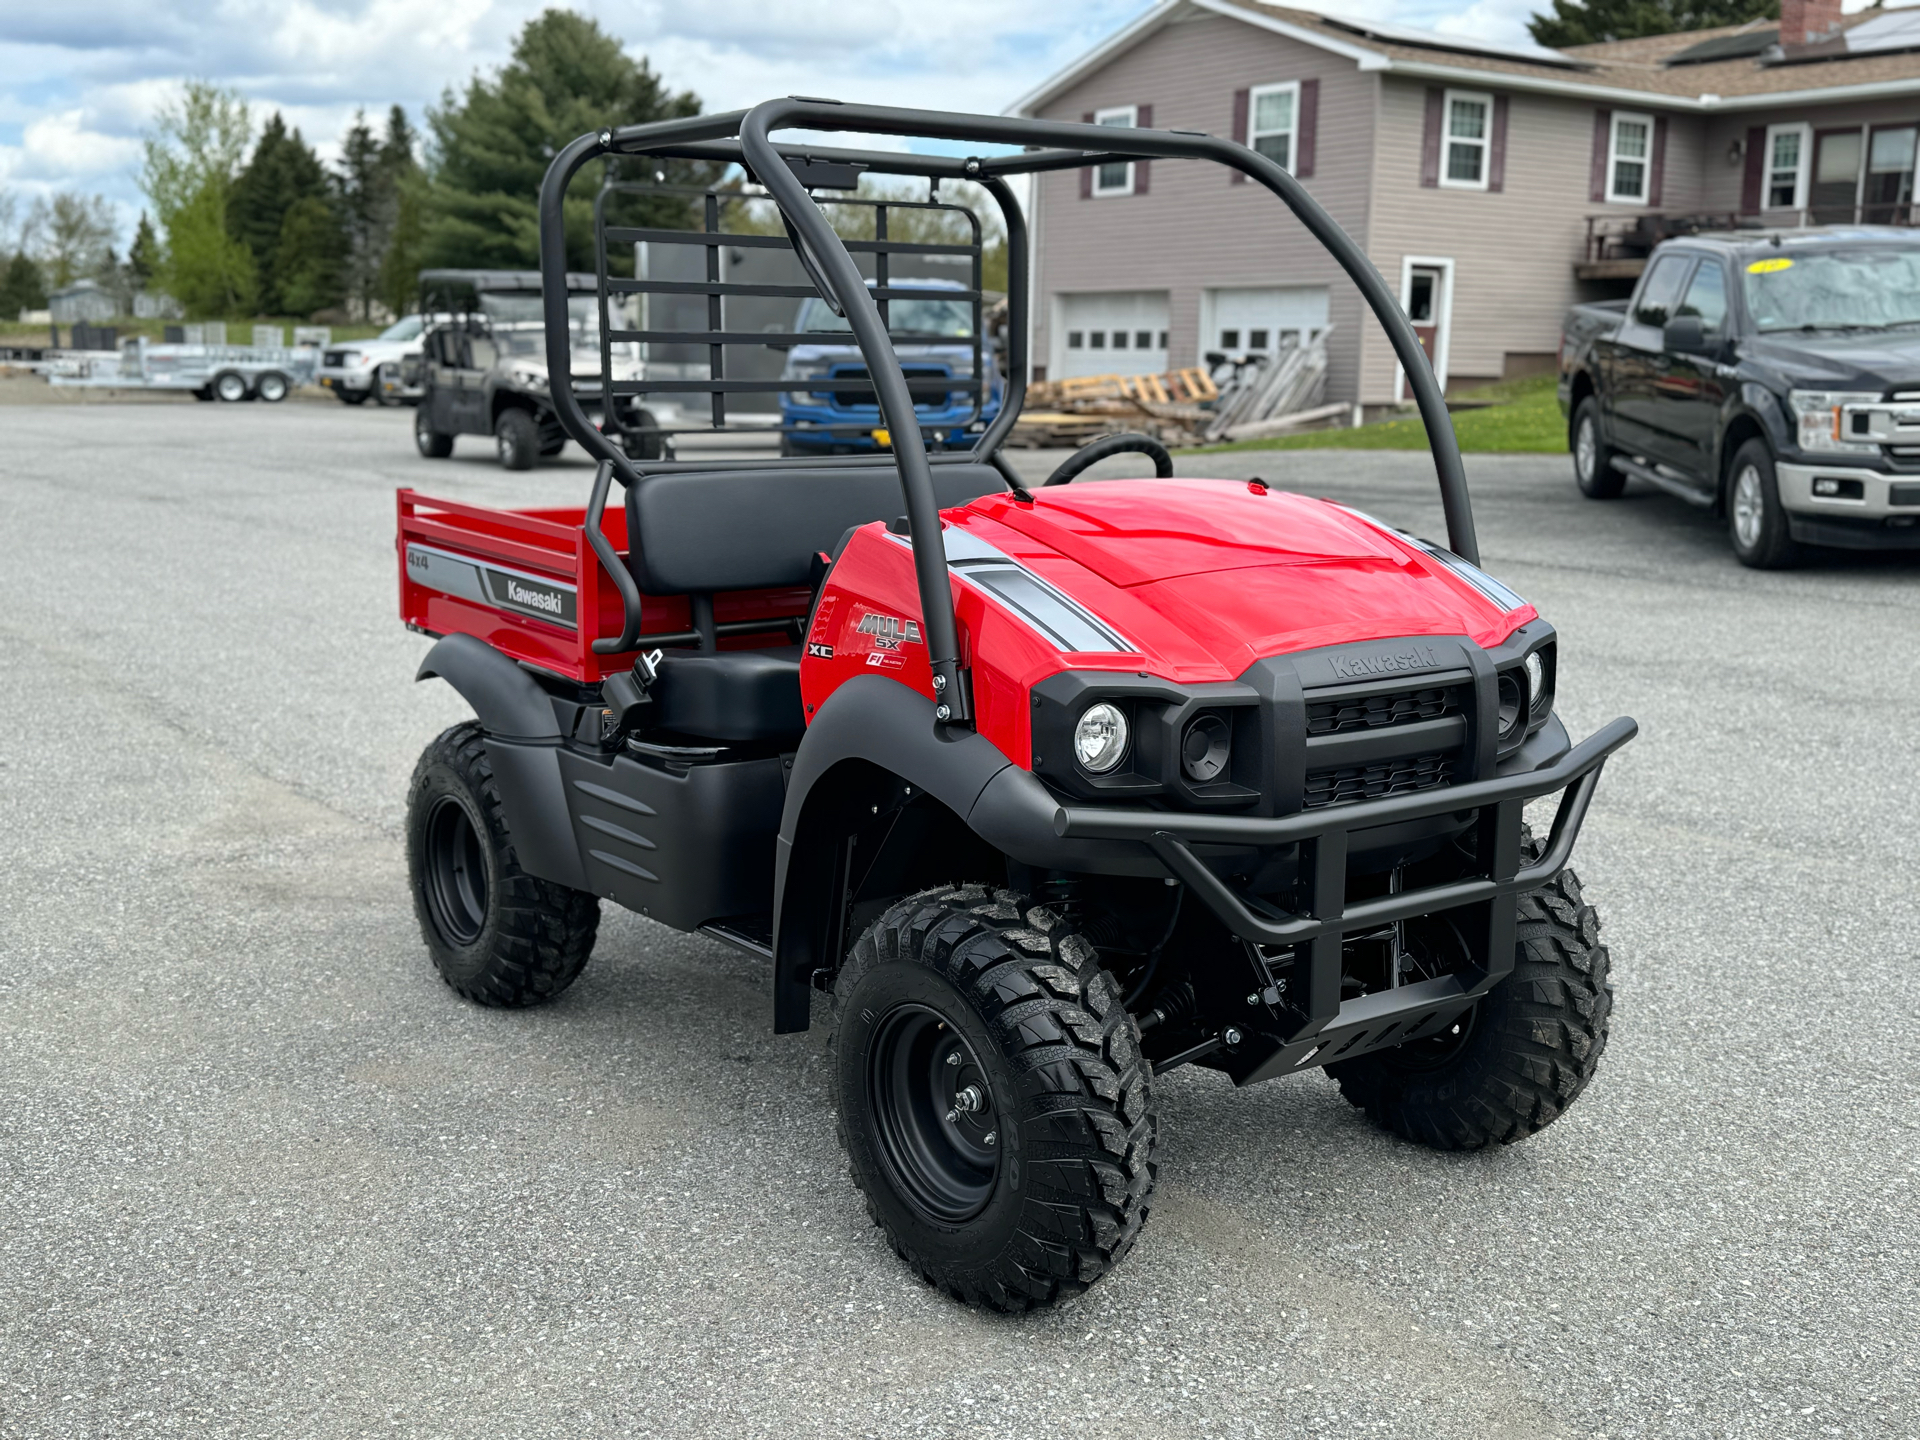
[960, 480, 1533, 679]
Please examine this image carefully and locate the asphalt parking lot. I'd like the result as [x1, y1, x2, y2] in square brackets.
[1, 400, 1914, 1438]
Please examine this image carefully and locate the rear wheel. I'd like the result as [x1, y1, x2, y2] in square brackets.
[1571, 397, 1624, 499]
[832, 885, 1157, 1311]
[1328, 838, 1612, 1149]
[406, 723, 598, 1007]
[495, 408, 538, 470]
[254, 371, 289, 403]
[414, 408, 453, 458]
[1727, 438, 1798, 569]
[212, 370, 249, 403]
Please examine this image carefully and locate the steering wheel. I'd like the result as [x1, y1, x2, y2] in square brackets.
[1042, 431, 1174, 486]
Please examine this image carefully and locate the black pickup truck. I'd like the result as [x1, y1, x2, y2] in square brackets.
[1559, 227, 1918, 567]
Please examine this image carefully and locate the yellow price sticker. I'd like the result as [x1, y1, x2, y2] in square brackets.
[872, 428, 891, 447]
[1747, 257, 1794, 274]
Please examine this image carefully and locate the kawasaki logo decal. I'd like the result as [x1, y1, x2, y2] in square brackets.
[405, 543, 577, 630]
[1329, 644, 1439, 679]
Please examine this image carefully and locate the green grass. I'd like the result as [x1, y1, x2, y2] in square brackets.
[1192, 373, 1568, 454]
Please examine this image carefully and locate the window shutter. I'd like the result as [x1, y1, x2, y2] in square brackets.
[1648, 114, 1668, 208]
[1420, 88, 1443, 187]
[1296, 79, 1318, 179]
[1081, 112, 1094, 199]
[1590, 110, 1611, 202]
[1134, 103, 1152, 194]
[1231, 88, 1249, 184]
[1741, 125, 1766, 212]
[1487, 94, 1508, 192]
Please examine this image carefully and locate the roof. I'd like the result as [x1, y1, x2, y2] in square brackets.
[1008, 0, 1920, 116]
[1661, 225, 1921, 252]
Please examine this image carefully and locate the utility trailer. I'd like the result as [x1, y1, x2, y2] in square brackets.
[48, 336, 316, 401]
[396, 100, 1637, 1311]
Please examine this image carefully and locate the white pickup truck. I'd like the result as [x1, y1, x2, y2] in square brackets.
[317, 316, 429, 405]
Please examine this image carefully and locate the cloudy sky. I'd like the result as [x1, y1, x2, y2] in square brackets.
[0, 0, 1790, 242]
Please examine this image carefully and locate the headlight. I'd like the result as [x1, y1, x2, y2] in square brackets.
[1788, 390, 1880, 455]
[782, 361, 832, 406]
[509, 364, 549, 391]
[1524, 651, 1545, 708]
[1073, 702, 1129, 773]
[1180, 712, 1232, 783]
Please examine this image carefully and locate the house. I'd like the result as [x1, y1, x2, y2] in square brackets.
[1009, 0, 1919, 410]
[47, 280, 118, 325]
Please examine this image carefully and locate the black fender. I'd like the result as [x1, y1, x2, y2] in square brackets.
[769, 677, 1167, 1032]
[415, 634, 588, 890]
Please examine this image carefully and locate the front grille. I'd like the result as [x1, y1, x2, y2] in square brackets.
[1304, 751, 1454, 810]
[1307, 684, 1463, 736]
[322, 350, 348, 367]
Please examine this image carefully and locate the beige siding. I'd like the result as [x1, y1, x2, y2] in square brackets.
[1700, 100, 1919, 217]
[1033, 13, 1377, 404]
[1359, 79, 1688, 402]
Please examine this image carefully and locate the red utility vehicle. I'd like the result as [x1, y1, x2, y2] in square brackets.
[398, 101, 1637, 1310]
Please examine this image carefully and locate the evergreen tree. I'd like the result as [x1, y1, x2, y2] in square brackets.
[228, 113, 335, 313]
[141, 81, 256, 316]
[423, 9, 706, 272]
[275, 194, 347, 317]
[337, 110, 386, 319]
[129, 213, 161, 283]
[377, 106, 426, 318]
[0, 251, 47, 321]
[1530, 0, 1777, 46]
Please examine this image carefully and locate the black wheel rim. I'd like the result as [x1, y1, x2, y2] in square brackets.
[1392, 1004, 1479, 1071]
[422, 795, 489, 946]
[866, 1004, 1000, 1224]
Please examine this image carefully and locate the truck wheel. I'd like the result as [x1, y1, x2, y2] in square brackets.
[339, 388, 370, 406]
[1570, 397, 1624, 499]
[1727, 439, 1798, 569]
[414, 408, 454, 459]
[1328, 839, 1612, 1150]
[406, 722, 599, 1007]
[212, 371, 249, 403]
[495, 408, 539, 470]
[621, 409, 664, 461]
[832, 885, 1157, 1311]
[254, 371, 290, 403]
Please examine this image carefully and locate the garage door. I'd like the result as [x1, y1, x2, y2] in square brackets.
[1055, 292, 1169, 378]
[1201, 286, 1328, 362]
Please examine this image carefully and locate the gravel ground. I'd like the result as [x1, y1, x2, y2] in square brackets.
[0, 402, 1914, 1438]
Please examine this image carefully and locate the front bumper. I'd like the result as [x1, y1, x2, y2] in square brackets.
[1047, 714, 1638, 1084]
[318, 368, 376, 394]
[1776, 461, 1920, 548]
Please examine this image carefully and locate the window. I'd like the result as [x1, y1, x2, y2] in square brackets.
[1677, 260, 1728, 336]
[1157, 330, 1169, 348]
[1607, 112, 1653, 204]
[1441, 91, 1492, 190]
[1134, 330, 1152, 349]
[1248, 328, 1270, 350]
[1220, 328, 1241, 349]
[1089, 331, 1106, 349]
[1066, 331, 1085, 349]
[1093, 106, 1136, 195]
[1764, 123, 1810, 211]
[1112, 330, 1129, 349]
[1632, 254, 1693, 328]
[1865, 125, 1917, 223]
[1248, 82, 1298, 173]
[1407, 272, 1436, 324]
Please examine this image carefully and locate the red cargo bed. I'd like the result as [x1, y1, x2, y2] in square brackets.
[396, 489, 811, 682]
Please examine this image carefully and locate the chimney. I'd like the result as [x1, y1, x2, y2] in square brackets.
[1779, 0, 1843, 46]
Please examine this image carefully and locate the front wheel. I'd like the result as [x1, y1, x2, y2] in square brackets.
[1329, 844, 1612, 1149]
[414, 408, 453, 459]
[1727, 439, 1798, 569]
[832, 885, 1157, 1311]
[1571, 397, 1625, 499]
[254, 371, 289, 403]
[212, 371, 249, 403]
[495, 408, 538, 470]
[406, 723, 598, 1007]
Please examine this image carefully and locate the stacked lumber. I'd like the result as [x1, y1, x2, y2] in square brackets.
[1010, 367, 1221, 448]
[1201, 329, 1333, 443]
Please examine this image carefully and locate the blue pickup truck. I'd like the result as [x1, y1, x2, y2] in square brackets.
[1559, 227, 1918, 567]
[777, 277, 1001, 456]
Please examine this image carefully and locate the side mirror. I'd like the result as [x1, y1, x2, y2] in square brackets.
[1664, 315, 1708, 355]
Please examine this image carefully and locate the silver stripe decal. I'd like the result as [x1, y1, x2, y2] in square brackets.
[884, 528, 1134, 653]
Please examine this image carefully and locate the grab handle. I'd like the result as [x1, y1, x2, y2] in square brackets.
[586, 459, 645, 655]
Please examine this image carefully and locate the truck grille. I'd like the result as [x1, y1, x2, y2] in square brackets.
[1303, 751, 1454, 810]
[322, 349, 349, 367]
[1307, 683, 1464, 736]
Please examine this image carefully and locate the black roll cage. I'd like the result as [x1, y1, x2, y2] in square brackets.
[537, 100, 1480, 728]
